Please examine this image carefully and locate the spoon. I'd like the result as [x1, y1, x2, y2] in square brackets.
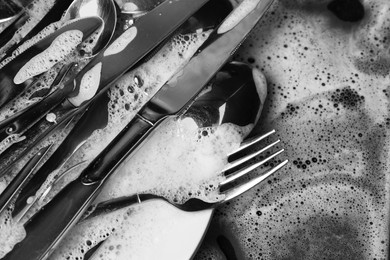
[0, 0, 116, 61]
[80, 60, 265, 259]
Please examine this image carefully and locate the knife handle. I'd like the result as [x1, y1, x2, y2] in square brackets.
[2, 177, 101, 260]
[80, 114, 156, 184]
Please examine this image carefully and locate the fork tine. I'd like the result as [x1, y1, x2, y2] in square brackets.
[222, 159, 288, 202]
[222, 139, 280, 172]
[228, 129, 276, 156]
[220, 149, 285, 186]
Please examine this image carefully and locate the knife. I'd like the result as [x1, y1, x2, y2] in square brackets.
[0, 0, 211, 157]
[2, 0, 274, 259]
[0, 0, 75, 60]
[0, 15, 103, 108]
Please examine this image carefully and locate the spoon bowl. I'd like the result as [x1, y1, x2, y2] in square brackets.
[63, 0, 117, 55]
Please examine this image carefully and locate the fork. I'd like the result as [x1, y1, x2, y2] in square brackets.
[79, 129, 287, 259]
[80, 129, 288, 222]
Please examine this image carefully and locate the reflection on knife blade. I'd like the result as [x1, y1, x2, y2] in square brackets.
[2, 0, 274, 259]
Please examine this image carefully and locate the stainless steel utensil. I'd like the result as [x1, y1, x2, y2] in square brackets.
[82, 130, 287, 259]
[83, 130, 287, 220]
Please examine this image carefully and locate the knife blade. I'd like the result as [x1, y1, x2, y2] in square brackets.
[0, 15, 103, 108]
[0, 0, 211, 158]
[2, 1, 274, 259]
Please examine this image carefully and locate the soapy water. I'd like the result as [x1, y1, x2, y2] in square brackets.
[194, 0, 390, 259]
[0, 0, 387, 259]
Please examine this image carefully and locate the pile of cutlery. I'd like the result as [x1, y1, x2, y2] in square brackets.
[0, 0, 284, 259]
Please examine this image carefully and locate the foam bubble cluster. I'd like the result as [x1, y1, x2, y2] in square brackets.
[0, 209, 26, 258]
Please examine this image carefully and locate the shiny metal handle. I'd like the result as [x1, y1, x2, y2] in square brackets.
[80, 113, 155, 184]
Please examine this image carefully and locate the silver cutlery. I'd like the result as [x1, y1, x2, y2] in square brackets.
[9, 0, 233, 221]
[1, 1, 275, 259]
[4, 1, 272, 260]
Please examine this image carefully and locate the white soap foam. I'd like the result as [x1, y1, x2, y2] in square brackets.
[68, 62, 102, 106]
[14, 30, 83, 84]
[104, 27, 137, 56]
[218, 0, 261, 34]
[0, 209, 26, 258]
